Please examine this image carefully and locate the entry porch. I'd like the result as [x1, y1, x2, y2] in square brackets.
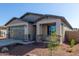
[36, 20, 63, 44]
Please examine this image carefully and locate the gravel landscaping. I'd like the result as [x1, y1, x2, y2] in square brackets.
[0, 43, 79, 56]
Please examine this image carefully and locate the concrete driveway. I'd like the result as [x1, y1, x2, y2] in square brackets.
[0, 39, 35, 47]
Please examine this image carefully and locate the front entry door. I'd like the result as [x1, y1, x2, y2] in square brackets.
[48, 23, 56, 35]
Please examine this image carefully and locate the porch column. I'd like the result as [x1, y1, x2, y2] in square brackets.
[56, 22, 62, 44]
[36, 24, 41, 42]
[24, 24, 29, 41]
[7, 26, 10, 39]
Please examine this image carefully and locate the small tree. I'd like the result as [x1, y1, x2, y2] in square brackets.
[48, 32, 59, 56]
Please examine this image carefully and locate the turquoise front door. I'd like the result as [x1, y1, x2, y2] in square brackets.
[50, 25, 56, 33]
[48, 23, 56, 35]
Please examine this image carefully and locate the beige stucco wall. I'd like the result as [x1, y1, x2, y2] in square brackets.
[61, 22, 72, 42]
[28, 24, 34, 40]
[24, 24, 36, 41]
[42, 24, 47, 36]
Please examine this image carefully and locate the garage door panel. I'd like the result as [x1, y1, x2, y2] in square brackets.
[10, 26, 24, 40]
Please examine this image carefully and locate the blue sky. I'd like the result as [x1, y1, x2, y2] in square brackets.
[0, 3, 79, 28]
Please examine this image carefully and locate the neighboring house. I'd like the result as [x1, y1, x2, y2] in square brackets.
[0, 26, 7, 39]
[5, 12, 73, 44]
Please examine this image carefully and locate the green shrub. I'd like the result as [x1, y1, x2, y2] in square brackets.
[67, 39, 76, 53]
[69, 39, 76, 48]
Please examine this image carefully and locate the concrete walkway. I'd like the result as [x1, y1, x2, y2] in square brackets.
[0, 39, 35, 47]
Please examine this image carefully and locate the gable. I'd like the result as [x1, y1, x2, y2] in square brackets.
[35, 16, 72, 29]
[6, 19, 28, 26]
[20, 13, 44, 23]
[35, 17, 60, 24]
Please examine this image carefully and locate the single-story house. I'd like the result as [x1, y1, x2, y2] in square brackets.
[5, 12, 73, 44]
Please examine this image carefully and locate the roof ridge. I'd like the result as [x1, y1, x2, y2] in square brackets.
[20, 12, 44, 19]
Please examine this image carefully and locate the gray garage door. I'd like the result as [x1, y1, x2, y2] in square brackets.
[10, 26, 24, 40]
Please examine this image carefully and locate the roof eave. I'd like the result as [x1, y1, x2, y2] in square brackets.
[5, 17, 19, 26]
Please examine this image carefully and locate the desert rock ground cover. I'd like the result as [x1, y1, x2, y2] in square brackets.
[0, 43, 79, 56]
